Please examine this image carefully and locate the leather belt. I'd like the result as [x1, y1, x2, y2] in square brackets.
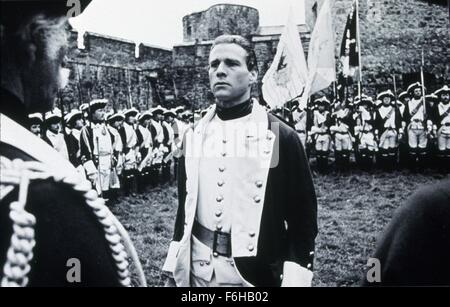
[192, 220, 232, 258]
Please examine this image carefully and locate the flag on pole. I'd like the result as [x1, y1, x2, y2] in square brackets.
[262, 11, 309, 109]
[339, 0, 359, 79]
[307, 0, 336, 95]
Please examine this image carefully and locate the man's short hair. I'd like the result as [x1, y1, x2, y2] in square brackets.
[210, 35, 258, 72]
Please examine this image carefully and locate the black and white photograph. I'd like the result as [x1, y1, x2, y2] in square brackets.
[0, 0, 449, 291]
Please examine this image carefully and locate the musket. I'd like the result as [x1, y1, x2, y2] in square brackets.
[420, 48, 432, 138]
[95, 136, 103, 199]
[392, 74, 400, 136]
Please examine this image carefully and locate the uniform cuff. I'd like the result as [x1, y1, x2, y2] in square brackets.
[281, 261, 313, 287]
[162, 241, 181, 274]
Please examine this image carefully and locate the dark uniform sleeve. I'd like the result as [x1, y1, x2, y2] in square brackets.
[283, 129, 318, 269]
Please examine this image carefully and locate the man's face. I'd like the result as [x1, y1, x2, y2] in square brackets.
[165, 115, 174, 124]
[30, 124, 41, 136]
[156, 113, 164, 122]
[111, 120, 123, 129]
[49, 122, 61, 134]
[126, 116, 136, 125]
[142, 118, 150, 127]
[208, 43, 257, 106]
[24, 17, 70, 113]
[383, 97, 391, 106]
[92, 108, 105, 122]
[440, 93, 450, 104]
[74, 118, 84, 130]
[413, 88, 422, 99]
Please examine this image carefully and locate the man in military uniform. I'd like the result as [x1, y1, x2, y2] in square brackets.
[330, 99, 354, 171]
[353, 96, 378, 170]
[0, 0, 135, 287]
[136, 111, 154, 191]
[402, 82, 434, 168]
[149, 106, 168, 185]
[292, 101, 309, 148]
[397, 91, 410, 168]
[64, 109, 86, 178]
[163, 35, 317, 287]
[162, 109, 176, 182]
[80, 99, 115, 202]
[43, 109, 69, 160]
[119, 108, 140, 195]
[106, 111, 125, 201]
[28, 113, 44, 137]
[310, 97, 332, 173]
[432, 85, 450, 170]
[374, 90, 403, 170]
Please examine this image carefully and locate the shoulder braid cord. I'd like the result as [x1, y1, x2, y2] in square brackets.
[0, 157, 147, 287]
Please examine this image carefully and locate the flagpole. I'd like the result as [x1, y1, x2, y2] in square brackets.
[355, 0, 362, 99]
[393, 73, 400, 135]
[420, 47, 427, 120]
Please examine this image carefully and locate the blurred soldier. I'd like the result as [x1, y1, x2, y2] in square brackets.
[162, 109, 176, 182]
[432, 85, 450, 170]
[80, 103, 90, 125]
[149, 105, 165, 147]
[0, 0, 135, 287]
[354, 96, 378, 170]
[136, 111, 154, 191]
[310, 97, 332, 173]
[396, 92, 407, 116]
[28, 113, 44, 137]
[149, 106, 167, 185]
[64, 109, 86, 178]
[330, 99, 353, 171]
[402, 82, 434, 168]
[80, 99, 115, 202]
[119, 108, 140, 195]
[106, 111, 125, 200]
[374, 90, 403, 170]
[426, 93, 439, 112]
[43, 109, 69, 160]
[292, 101, 309, 148]
[425, 93, 440, 167]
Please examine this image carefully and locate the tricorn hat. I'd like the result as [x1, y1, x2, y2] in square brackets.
[64, 110, 83, 126]
[377, 90, 395, 101]
[434, 85, 450, 97]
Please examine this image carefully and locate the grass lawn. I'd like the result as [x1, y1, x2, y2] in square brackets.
[109, 170, 447, 287]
